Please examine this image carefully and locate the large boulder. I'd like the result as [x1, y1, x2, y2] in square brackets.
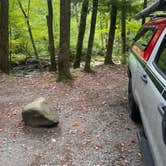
[22, 97, 59, 127]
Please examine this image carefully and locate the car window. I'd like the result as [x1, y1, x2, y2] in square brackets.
[156, 42, 166, 74]
[134, 27, 156, 51]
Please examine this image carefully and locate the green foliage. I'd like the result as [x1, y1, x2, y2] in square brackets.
[10, 0, 48, 59]
[10, 0, 144, 64]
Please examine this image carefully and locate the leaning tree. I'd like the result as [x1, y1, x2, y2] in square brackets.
[104, 1, 118, 65]
[84, 0, 98, 72]
[73, 0, 89, 69]
[18, 0, 39, 61]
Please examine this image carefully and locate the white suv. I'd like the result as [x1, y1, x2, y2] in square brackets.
[128, 1, 166, 165]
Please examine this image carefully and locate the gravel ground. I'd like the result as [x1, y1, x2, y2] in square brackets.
[0, 65, 143, 166]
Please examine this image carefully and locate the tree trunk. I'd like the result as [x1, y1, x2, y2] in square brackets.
[100, 12, 104, 50]
[47, 0, 57, 71]
[121, 0, 126, 64]
[58, 0, 72, 81]
[75, 2, 80, 31]
[104, 5, 117, 65]
[73, 0, 89, 69]
[142, 0, 147, 25]
[18, 0, 39, 61]
[84, 0, 98, 72]
[0, 0, 9, 73]
[105, 20, 109, 49]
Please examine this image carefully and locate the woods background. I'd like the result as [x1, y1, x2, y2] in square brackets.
[0, 0, 156, 80]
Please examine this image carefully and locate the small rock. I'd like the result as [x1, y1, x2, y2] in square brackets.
[137, 153, 142, 157]
[124, 159, 128, 164]
[51, 138, 56, 143]
[22, 97, 59, 127]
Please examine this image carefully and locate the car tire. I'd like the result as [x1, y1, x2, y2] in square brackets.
[128, 77, 141, 123]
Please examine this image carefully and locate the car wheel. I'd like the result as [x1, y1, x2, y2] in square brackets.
[128, 77, 141, 123]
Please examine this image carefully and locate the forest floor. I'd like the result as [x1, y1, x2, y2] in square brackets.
[0, 65, 143, 166]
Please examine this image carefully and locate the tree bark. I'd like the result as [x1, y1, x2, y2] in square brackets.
[142, 0, 147, 25]
[58, 0, 72, 81]
[99, 12, 104, 50]
[47, 0, 57, 71]
[18, 0, 39, 61]
[0, 0, 9, 73]
[74, 2, 80, 31]
[104, 5, 117, 65]
[84, 0, 98, 72]
[121, 0, 126, 64]
[74, 0, 89, 69]
[105, 20, 109, 49]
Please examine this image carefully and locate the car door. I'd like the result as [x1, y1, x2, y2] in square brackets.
[139, 34, 166, 166]
[131, 26, 156, 107]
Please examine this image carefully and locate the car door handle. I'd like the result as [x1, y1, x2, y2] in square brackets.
[158, 103, 166, 116]
[141, 74, 148, 84]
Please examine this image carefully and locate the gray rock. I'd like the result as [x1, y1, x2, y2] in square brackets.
[22, 97, 59, 127]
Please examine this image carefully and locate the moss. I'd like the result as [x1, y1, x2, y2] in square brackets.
[57, 73, 74, 83]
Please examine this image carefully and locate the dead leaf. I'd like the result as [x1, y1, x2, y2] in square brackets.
[85, 139, 91, 144]
[80, 129, 86, 134]
[72, 121, 79, 127]
[102, 101, 107, 105]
